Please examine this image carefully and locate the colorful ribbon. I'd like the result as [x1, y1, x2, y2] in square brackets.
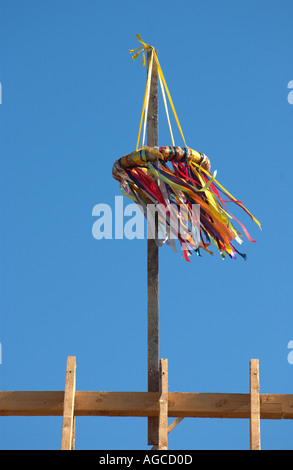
[113, 146, 261, 261]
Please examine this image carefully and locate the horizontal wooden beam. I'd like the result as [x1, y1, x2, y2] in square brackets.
[0, 391, 293, 419]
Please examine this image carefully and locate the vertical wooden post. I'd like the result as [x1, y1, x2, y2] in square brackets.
[250, 359, 261, 450]
[147, 49, 159, 446]
[61, 356, 76, 450]
[158, 358, 168, 450]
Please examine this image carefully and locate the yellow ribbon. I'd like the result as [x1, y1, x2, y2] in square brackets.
[129, 33, 152, 66]
[190, 160, 261, 230]
[130, 34, 187, 149]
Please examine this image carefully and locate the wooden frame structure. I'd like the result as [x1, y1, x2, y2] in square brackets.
[1, 46, 291, 452]
[1, 355, 293, 449]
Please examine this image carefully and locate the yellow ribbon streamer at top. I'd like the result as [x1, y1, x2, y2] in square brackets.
[130, 34, 187, 150]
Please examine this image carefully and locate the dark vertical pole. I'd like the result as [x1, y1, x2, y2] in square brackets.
[147, 49, 159, 446]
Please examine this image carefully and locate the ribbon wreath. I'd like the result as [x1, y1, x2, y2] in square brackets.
[112, 35, 261, 261]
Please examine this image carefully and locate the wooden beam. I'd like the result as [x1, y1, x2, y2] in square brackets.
[250, 359, 261, 450]
[61, 356, 76, 450]
[147, 48, 159, 446]
[158, 359, 168, 450]
[168, 417, 184, 435]
[1, 391, 293, 419]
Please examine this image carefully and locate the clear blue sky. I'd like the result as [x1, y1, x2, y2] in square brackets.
[0, 0, 293, 450]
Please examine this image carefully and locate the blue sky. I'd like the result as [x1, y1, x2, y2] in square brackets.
[0, 0, 293, 450]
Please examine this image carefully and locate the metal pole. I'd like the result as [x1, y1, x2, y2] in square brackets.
[147, 49, 159, 446]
